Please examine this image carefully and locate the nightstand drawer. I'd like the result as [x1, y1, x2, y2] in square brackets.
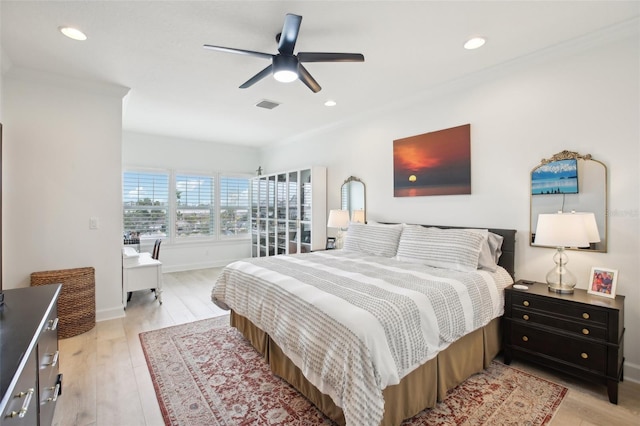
[510, 292, 608, 325]
[512, 307, 607, 340]
[510, 323, 606, 372]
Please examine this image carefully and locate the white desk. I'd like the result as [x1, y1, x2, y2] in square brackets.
[122, 249, 163, 307]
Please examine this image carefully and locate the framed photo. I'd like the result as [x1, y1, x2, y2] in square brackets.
[326, 237, 336, 250]
[587, 267, 618, 298]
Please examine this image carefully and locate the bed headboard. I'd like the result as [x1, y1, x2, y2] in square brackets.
[381, 223, 517, 279]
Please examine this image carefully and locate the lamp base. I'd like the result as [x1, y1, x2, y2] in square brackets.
[546, 247, 577, 294]
[548, 284, 575, 294]
[335, 230, 344, 249]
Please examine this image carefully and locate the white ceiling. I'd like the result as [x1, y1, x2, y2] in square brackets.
[2, 1, 638, 147]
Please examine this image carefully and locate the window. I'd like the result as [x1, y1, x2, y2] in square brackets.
[220, 176, 250, 236]
[123, 169, 250, 243]
[123, 171, 170, 240]
[175, 174, 214, 238]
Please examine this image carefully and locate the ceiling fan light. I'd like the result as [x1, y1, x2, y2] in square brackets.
[273, 55, 299, 83]
[274, 69, 298, 83]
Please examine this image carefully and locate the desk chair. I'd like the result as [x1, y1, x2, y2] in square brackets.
[152, 239, 161, 260]
[150, 239, 161, 293]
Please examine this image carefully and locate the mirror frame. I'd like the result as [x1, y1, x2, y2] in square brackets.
[341, 176, 366, 223]
[530, 150, 608, 252]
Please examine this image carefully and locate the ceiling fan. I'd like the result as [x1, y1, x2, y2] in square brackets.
[203, 13, 364, 93]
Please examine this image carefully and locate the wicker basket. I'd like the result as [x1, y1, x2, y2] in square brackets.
[31, 267, 96, 339]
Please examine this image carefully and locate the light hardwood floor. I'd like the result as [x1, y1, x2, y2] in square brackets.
[53, 268, 640, 426]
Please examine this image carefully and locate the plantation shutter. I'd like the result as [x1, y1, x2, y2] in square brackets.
[123, 171, 170, 239]
[175, 174, 215, 238]
[219, 176, 250, 236]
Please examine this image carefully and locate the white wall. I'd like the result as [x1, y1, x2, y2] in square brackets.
[3, 68, 129, 321]
[122, 131, 258, 271]
[260, 31, 640, 380]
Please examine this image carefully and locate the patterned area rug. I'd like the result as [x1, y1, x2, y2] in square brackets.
[140, 316, 567, 426]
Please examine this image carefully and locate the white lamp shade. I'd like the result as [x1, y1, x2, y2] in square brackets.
[572, 212, 601, 243]
[327, 209, 350, 228]
[534, 213, 590, 248]
[351, 210, 365, 224]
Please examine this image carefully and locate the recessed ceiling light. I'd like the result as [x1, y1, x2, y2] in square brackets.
[464, 37, 485, 50]
[59, 26, 87, 41]
[324, 100, 337, 107]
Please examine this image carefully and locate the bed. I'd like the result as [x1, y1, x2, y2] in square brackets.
[212, 223, 516, 426]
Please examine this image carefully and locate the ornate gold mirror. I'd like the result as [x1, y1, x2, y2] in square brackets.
[341, 176, 366, 223]
[530, 150, 607, 252]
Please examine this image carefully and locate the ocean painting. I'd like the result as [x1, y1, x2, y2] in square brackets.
[531, 159, 578, 195]
[393, 124, 471, 197]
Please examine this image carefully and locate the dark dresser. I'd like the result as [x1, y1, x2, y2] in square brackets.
[503, 280, 625, 404]
[0, 285, 62, 425]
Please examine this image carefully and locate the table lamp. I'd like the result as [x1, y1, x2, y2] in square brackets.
[571, 212, 601, 249]
[351, 209, 366, 224]
[327, 209, 350, 249]
[534, 212, 591, 294]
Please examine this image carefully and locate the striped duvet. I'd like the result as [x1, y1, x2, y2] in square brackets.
[212, 250, 513, 426]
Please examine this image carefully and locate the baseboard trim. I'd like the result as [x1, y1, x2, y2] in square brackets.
[162, 260, 231, 273]
[97, 305, 125, 322]
[624, 360, 640, 384]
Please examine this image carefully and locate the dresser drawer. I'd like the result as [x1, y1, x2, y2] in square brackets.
[38, 302, 60, 426]
[510, 323, 607, 372]
[512, 307, 607, 340]
[1, 351, 38, 426]
[510, 292, 608, 325]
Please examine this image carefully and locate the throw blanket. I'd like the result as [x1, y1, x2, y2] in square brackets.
[212, 251, 513, 426]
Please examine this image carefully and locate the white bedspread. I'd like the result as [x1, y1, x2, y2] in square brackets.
[211, 250, 513, 426]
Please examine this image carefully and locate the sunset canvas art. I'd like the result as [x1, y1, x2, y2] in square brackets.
[393, 124, 471, 197]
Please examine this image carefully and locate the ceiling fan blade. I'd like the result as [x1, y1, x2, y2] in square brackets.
[203, 44, 273, 60]
[239, 64, 273, 88]
[297, 52, 365, 63]
[298, 64, 321, 93]
[278, 14, 302, 55]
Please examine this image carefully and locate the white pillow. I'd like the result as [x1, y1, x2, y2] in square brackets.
[343, 222, 403, 257]
[396, 226, 485, 272]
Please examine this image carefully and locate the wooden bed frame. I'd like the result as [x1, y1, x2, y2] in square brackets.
[231, 226, 516, 425]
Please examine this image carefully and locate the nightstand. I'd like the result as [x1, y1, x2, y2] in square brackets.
[503, 280, 625, 404]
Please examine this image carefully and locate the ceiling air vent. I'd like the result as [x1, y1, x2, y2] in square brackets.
[255, 100, 280, 110]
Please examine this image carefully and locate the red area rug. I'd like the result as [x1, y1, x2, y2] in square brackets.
[140, 316, 567, 426]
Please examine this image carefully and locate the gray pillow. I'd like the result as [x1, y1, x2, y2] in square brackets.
[464, 229, 505, 272]
[343, 222, 403, 257]
[397, 226, 485, 272]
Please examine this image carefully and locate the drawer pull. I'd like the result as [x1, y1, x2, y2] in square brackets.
[47, 318, 59, 331]
[582, 313, 590, 320]
[582, 328, 590, 335]
[47, 350, 60, 367]
[522, 336, 529, 342]
[581, 352, 589, 359]
[522, 314, 529, 321]
[10, 388, 34, 419]
[46, 383, 61, 403]
[523, 301, 530, 307]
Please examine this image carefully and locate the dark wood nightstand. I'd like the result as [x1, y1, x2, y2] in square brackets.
[503, 280, 625, 404]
